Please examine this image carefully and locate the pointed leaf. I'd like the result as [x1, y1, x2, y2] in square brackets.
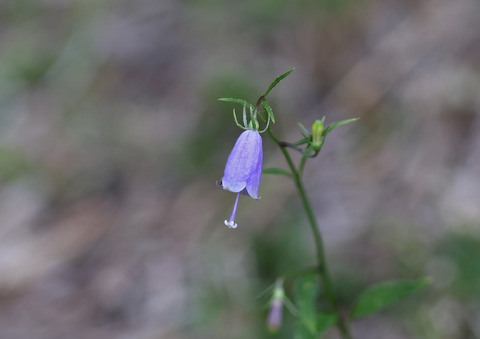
[294, 276, 338, 338]
[264, 68, 295, 97]
[294, 275, 318, 338]
[262, 168, 293, 178]
[295, 313, 337, 339]
[323, 118, 359, 136]
[297, 122, 310, 136]
[351, 277, 431, 319]
[294, 275, 318, 339]
[262, 100, 275, 123]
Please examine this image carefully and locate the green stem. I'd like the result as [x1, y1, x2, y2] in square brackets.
[268, 130, 352, 339]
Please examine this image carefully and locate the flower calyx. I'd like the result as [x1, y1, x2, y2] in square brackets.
[218, 96, 275, 134]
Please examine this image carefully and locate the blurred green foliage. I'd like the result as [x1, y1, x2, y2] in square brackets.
[436, 232, 480, 299]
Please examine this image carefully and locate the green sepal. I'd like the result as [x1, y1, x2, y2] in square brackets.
[297, 122, 310, 136]
[350, 277, 431, 320]
[218, 98, 255, 111]
[264, 68, 295, 97]
[232, 108, 247, 130]
[258, 114, 271, 133]
[255, 283, 276, 302]
[249, 105, 259, 130]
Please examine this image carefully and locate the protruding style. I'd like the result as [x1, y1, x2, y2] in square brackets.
[220, 130, 263, 228]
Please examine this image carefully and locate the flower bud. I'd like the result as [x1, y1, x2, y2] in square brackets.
[311, 119, 324, 151]
[267, 280, 284, 332]
[267, 299, 283, 332]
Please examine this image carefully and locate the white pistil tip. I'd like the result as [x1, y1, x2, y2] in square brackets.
[224, 220, 238, 229]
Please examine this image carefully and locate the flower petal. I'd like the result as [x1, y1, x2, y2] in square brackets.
[221, 130, 262, 194]
[245, 137, 263, 199]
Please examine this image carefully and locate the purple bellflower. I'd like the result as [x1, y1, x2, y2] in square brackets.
[219, 129, 263, 229]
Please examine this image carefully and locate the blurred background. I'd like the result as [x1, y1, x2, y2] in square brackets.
[0, 0, 479, 338]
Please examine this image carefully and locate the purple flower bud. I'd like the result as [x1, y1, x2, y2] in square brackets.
[219, 130, 263, 229]
[267, 298, 283, 332]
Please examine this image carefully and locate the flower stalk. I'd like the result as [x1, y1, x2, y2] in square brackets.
[267, 129, 352, 339]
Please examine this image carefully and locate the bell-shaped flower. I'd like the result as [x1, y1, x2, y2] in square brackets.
[219, 130, 263, 229]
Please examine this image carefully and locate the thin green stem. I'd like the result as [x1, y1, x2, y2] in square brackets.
[267, 129, 352, 339]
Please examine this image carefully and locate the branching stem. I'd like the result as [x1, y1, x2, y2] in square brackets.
[267, 129, 352, 339]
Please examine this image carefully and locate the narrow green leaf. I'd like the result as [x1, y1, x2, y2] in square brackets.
[295, 276, 317, 337]
[295, 312, 337, 339]
[297, 122, 310, 136]
[294, 276, 337, 338]
[323, 118, 359, 136]
[351, 277, 431, 319]
[218, 98, 255, 111]
[295, 276, 317, 313]
[264, 68, 295, 97]
[262, 168, 293, 178]
[262, 100, 275, 123]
